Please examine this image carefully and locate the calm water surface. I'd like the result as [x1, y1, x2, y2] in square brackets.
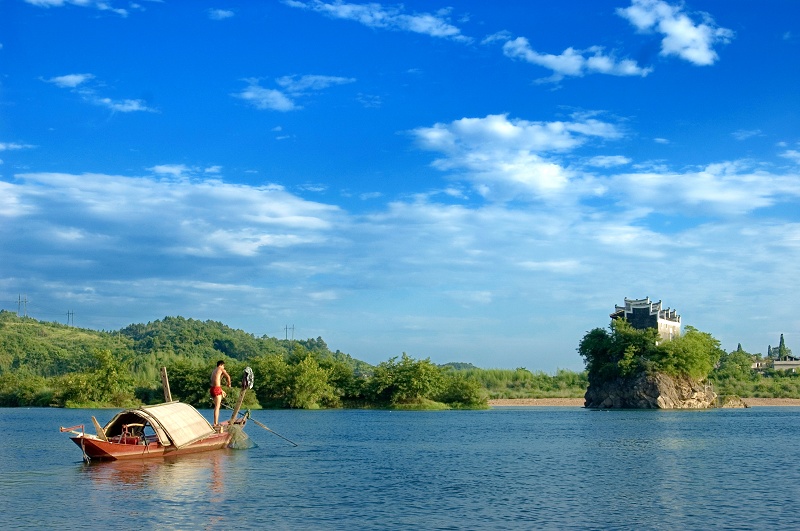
[2, 407, 799, 530]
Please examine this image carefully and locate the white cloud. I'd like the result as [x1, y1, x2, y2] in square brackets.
[46, 73, 94, 88]
[781, 150, 800, 164]
[8, 171, 342, 258]
[412, 113, 623, 200]
[618, 0, 734, 66]
[518, 260, 583, 274]
[286, 0, 471, 42]
[45, 73, 156, 113]
[611, 161, 800, 215]
[732, 129, 762, 140]
[275, 74, 356, 94]
[0, 142, 35, 151]
[234, 81, 297, 111]
[208, 8, 234, 20]
[359, 192, 383, 200]
[587, 155, 632, 168]
[26, 0, 128, 16]
[95, 97, 154, 113]
[502, 37, 651, 82]
[149, 164, 190, 177]
[234, 75, 355, 111]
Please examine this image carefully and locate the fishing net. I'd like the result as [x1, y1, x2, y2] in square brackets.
[227, 424, 256, 450]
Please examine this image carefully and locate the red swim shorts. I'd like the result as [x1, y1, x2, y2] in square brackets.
[210, 386, 223, 397]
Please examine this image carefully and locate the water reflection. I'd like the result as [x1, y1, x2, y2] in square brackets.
[77, 451, 241, 528]
[83, 451, 226, 491]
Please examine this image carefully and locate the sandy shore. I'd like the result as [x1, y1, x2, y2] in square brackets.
[489, 398, 585, 407]
[488, 397, 800, 407]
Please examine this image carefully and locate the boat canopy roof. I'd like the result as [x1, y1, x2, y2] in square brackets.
[104, 402, 215, 448]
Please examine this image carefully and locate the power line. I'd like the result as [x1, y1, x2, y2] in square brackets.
[17, 294, 27, 317]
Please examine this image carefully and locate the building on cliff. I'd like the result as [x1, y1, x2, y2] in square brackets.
[610, 297, 681, 342]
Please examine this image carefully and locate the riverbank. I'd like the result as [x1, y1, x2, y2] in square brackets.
[488, 397, 800, 407]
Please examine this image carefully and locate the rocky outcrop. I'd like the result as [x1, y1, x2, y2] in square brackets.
[718, 395, 749, 408]
[584, 372, 716, 409]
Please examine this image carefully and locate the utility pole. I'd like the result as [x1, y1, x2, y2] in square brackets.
[284, 324, 295, 354]
[66, 311, 74, 326]
[17, 294, 28, 317]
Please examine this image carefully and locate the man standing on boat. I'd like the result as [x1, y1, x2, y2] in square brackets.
[210, 360, 232, 427]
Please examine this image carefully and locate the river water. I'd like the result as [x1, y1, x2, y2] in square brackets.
[2, 406, 799, 530]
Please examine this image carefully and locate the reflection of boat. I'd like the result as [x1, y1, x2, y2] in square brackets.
[61, 401, 247, 461]
[61, 366, 253, 462]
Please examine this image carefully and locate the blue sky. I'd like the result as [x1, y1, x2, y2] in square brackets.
[2, 0, 799, 371]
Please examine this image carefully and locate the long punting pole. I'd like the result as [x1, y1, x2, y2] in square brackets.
[229, 386, 247, 422]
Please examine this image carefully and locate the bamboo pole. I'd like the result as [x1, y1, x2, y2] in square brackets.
[229, 387, 246, 423]
[160, 366, 172, 402]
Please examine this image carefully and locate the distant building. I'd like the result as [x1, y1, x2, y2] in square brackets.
[773, 360, 800, 372]
[610, 297, 681, 342]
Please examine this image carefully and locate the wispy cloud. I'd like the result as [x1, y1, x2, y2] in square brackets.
[610, 161, 800, 215]
[586, 155, 632, 168]
[233, 75, 355, 111]
[25, 0, 130, 17]
[276, 74, 356, 94]
[781, 149, 800, 165]
[234, 80, 297, 111]
[618, 0, 734, 66]
[7, 171, 342, 259]
[44, 73, 156, 113]
[0, 142, 35, 151]
[285, 0, 471, 43]
[502, 38, 652, 82]
[732, 129, 763, 141]
[47, 73, 95, 88]
[208, 8, 234, 20]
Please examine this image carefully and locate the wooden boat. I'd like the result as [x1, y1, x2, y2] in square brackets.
[61, 366, 253, 462]
[61, 401, 247, 462]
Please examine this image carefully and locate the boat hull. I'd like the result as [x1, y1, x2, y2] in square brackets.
[71, 432, 232, 461]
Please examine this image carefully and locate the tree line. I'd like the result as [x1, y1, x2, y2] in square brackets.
[4, 311, 793, 409]
[0, 311, 586, 409]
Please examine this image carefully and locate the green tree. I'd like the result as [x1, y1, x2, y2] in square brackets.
[251, 353, 291, 407]
[579, 321, 721, 383]
[367, 353, 444, 406]
[652, 326, 723, 379]
[434, 372, 488, 408]
[285, 355, 337, 409]
[578, 320, 659, 381]
[779, 334, 793, 360]
[713, 346, 755, 382]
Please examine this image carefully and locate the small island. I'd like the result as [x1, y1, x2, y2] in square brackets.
[580, 297, 728, 409]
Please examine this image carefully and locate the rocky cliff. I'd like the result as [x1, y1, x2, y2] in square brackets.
[584, 371, 717, 409]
